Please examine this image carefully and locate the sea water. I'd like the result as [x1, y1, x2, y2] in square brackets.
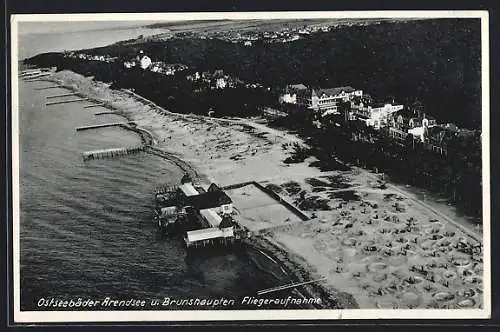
[17, 24, 171, 60]
[18, 79, 283, 310]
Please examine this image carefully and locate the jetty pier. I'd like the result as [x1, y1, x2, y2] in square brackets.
[36, 85, 64, 91]
[82, 146, 144, 161]
[84, 103, 107, 109]
[76, 122, 134, 132]
[46, 92, 81, 99]
[46, 98, 89, 106]
[20, 67, 56, 81]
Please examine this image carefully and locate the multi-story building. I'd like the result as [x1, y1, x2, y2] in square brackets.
[280, 85, 363, 117]
[349, 94, 374, 119]
[308, 86, 363, 115]
[350, 102, 404, 129]
[365, 103, 405, 129]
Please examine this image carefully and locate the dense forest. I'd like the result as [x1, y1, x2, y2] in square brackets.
[81, 18, 481, 129]
[24, 18, 483, 219]
[26, 54, 275, 117]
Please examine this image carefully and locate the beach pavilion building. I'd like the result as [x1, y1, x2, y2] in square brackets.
[155, 173, 237, 247]
[181, 184, 236, 248]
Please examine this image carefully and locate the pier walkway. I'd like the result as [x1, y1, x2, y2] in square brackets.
[94, 111, 119, 115]
[36, 85, 63, 91]
[22, 73, 52, 81]
[76, 122, 133, 131]
[46, 92, 80, 99]
[83, 147, 144, 161]
[46, 98, 88, 106]
[84, 103, 106, 109]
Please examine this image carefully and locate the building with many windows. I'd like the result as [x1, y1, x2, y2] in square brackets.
[280, 85, 363, 117]
[365, 103, 404, 129]
[308, 86, 363, 115]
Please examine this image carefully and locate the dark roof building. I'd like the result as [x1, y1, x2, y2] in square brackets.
[207, 183, 222, 192]
[313, 86, 356, 97]
[181, 174, 193, 184]
[218, 215, 234, 229]
[183, 190, 232, 210]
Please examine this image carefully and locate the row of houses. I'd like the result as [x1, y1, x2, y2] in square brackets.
[202, 24, 332, 46]
[64, 50, 190, 78]
[150, 62, 188, 75]
[386, 111, 470, 155]
[186, 69, 241, 89]
[279, 83, 468, 156]
[66, 49, 265, 93]
[185, 69, 267, 90]
[64, 51, 118, 63]
[122, 50, 189, 77]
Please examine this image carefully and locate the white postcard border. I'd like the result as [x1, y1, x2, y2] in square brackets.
[10, 10, 491, 322]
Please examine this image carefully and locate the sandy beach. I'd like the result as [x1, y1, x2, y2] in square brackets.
[41, 70, 484, 310]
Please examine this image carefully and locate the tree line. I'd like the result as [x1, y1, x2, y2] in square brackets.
[27, 53, 274, 117]
[84, 18, 481, 129]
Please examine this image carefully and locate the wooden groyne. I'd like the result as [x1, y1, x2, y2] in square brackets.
[24, 77, 47, 82]
[20, 68, 53, 76]
[22, 73, 52, 81]
[46, 98, 88, 106]
[76, 122, 132, 131]
[83, 147, 144, 161]
[94, 111, 119, 115]
[20, 69, 42, 76]
[46, 92, 80, 99]
[84, 103, 106, 109]
[36, 85, 63, 91]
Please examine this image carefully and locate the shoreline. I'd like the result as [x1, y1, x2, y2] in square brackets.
[244, 236, 358, 309]
[40, 76, 200, 180]
[35, 71, 343, 308]
[31, 69, 483, 310]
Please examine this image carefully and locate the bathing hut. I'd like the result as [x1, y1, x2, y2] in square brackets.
[184, 213, 236, 248]
[182, 188, 233, 215]
[154, 179, 234, 236]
